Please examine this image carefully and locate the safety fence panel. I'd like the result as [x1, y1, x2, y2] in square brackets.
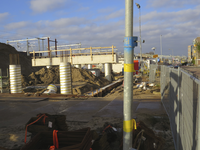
[179, 70, 199, 150]
[161, 65, 200, 150]
[149, 64, 157, 83]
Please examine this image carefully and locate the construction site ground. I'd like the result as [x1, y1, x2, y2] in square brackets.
[0, 76, 175, 150]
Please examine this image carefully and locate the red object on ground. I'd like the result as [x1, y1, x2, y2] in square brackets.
[134, 60, 139, 75]
[24, 114, 48, 143]
[53, 130, 59, 149]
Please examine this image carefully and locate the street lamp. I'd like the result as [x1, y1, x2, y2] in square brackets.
[160, 35, 162, 61]
[169, 48, 174, 63]
[135, 3, 142, 66]
[152, 47, 156, 55]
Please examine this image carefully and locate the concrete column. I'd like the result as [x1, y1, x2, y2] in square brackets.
[105, 63, 111, 81]
[75, 64, 81, 69]
[88, 64, 92, 69]
[101, 63, 105, 72]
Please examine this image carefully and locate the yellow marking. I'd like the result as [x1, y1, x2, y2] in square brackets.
[124, 64, 135, 72]
[123, 119, 137, 132]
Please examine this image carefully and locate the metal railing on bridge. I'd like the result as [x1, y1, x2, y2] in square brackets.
[30, 45, 117, 65]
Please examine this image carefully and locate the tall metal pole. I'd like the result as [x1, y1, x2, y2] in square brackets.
[55, 39, 57, 56]
[123, 0, 137, 149]
[160, 35, 162, 61]
[139, 6, 142, 65]
[42, 39, 44, 56]
[27, 38, 29, 56]
[38, 38, 40, 57]
[48, 37, 50, 57]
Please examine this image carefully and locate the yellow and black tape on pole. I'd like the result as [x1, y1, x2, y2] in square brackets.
[123, 119, 137, 132]
[124, 63, 135, 73]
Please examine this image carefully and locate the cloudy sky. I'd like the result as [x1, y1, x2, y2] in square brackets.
[0, 0, 199, 56]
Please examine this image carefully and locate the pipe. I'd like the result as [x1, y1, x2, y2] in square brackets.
[87, 78, 123, 96]
[123, 0, 137, 149]
[105, 63, 111, 81]
[59, 62, 72, 94]
[9, 65, 22, 93]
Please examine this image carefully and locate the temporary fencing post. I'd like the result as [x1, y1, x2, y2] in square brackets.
[177, 67, 180, 150]
[198, 81, 200, 150]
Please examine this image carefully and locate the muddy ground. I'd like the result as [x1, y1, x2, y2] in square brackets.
[0, 77, 175, 150]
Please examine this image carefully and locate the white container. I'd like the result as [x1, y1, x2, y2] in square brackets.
[89, 69, 100, 77]
[47, 84, 57, 93]
[9, 65, 22, 93]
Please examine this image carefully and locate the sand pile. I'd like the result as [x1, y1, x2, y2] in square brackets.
[22, 66, 111, 95]
[0, 42, 41, 76]
[22, 66, 110, 86]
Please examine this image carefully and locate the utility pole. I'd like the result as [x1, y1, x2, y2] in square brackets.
[27, 38, 29, 56]
[123, 0, 138, 149]
[135, 3, 142, 66]
[38, 38, 40, 57]
[160, 35, 162, 61]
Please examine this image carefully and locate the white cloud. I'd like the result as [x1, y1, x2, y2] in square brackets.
[50, 17, 88, 27]
[78, 7, 90, 12]
[0, 12, 9, 21]
[30, 0, 67, 13]
[5, 21, 31, 30]
[148, 0, 200, 8]
[98, 7, 115, 14]
[105, 9, 124, 20]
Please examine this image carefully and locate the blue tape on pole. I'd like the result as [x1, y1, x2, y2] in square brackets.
[124, 36, 138, 53]
[124, 36, 138, 47]
[124, 37, 134, 47]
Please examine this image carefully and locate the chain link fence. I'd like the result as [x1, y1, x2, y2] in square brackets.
[149, 64, 159, 83]
[161, 65, 200, 150]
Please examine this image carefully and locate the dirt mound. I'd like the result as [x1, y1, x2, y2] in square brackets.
[72, 67, 110, 87]
[22, 66, 110, 86]
[0, 42, 41, 76]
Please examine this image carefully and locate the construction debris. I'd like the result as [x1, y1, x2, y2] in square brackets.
[25, 113, 68, 141]
[120, 121, 164, 150]
[132, 121, 164, 150]
[21, 128, 92, 150]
